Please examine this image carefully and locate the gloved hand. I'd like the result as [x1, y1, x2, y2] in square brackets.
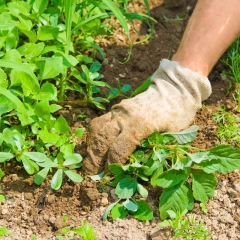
[82, 59, 212, 175]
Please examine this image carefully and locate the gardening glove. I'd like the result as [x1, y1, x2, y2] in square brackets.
[82, 59, 212, 175]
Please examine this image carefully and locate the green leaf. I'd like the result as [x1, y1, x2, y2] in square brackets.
[34, 82, 57, 101]
[122, 199, 138, 212]
[0, 152, 14, 162]
[115, 176, 137, 199]
[151, 166, 163, 186]
[37, 158, 58, 168]
[51, 169, 63, 190]
[0, 169, 5, 178]
[0, 195, 5, 201]
[156, 169, 190, 188]
[121, 84, 132, 92]
[137, 183, 148, 198]
[0, 227, 12, 237]
[134, 200, 153, 220]
[111, 203, 128, 220]
[64, 169, 83, 183]
[74, 128, 85, 137]
[102, 0, 129, 35]
[0, 60, 39, 89]
[37, 56, 64, 80]
[39, 127, 60, 144]
[89, 171, 105, 181]
[34, 167, 49, 185]
[102, 201, 119, 221]
[34, 100, 51, 121]
[33, 0, 48, 15]
[21, 155, 39, 175]
[60, 144, 74, 158]
[164, 125, 199, 144]
[108, 163, 125, 175]
[0, 87, 33, 126]
[23, 152, 47, 162]
[74, 220, 96, 240]
[90, 61, 102, 72]
[159, 183, 191, 220]
[54, 115, 70, 134]
[208, 144, 240, 173]
[63, 154, 82, 166]
[17, 42, 45, 60]
[37, 26, 59, 41]
[191, 169, 217, 203]
[49, 104, 62, 113]
[188, 152, 209, 164]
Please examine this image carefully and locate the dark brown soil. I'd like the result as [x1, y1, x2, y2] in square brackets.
[0, 0, 240, 239]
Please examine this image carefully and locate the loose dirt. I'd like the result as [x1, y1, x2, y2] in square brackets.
[0, 0, 240, 239]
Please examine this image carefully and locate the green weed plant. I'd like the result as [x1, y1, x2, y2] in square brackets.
[100, 125, 240, 224]
[222, 37, 240, 112]
[212, 106, 240, 147]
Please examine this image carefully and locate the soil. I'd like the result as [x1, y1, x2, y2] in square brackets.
[0, 0, 240, 239]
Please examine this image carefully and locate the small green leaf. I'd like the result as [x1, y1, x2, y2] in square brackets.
[37, 26, 59, 41]
[108, 163, 125, 175]
[191, 169, 217, 203]
[90, 171, 105, 180]
[34, 100, 51, 121]
[49, 104, 62, 113]
[74, 220, 96, 240]
[74, 128, 85, 137]
[103, 201, 119, 221]
[115, 176, 137, 199]
[0, 152, 14, 162]
[63, 154, 82, 166]
[0, 169, 5, 178]
[51, 169, 63, 190]
[121, 84, 132, 92]
[0, 227, 12, 237]
[64, 169, 83, 182]
[122, 199, 138, 212]
[134, 200, 153, 220]
[111, 203, 128, 220]
[21, 156, 39, 175]
[137, 183, 148, 198]
[0, 195, 5, 201]
[165, 125, 199, 144]
[34, 167, 49, 185]
[54, 115, 70, 134]
[23, 152, 47, 162]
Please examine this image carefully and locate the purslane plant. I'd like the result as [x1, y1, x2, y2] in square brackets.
[100, 125, 240, 221]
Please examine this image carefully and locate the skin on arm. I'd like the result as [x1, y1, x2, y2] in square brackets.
[172, 0, 240, 76]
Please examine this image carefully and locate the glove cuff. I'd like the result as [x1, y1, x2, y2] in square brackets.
[151, 59, 212, 101]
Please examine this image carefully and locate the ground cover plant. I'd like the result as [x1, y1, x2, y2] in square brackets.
[100, 125, 240, 236]
[0, 0, 152, 189]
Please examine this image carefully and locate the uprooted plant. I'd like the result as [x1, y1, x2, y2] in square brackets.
[99, 125, 240, 225]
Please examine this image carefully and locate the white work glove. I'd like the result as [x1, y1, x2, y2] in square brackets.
[82, 59, 212, 175]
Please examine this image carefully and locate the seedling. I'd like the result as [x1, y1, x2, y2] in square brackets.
[212, 107, 240, 146]
[101, 125, 240, 223]
[159, 210, 211, 240]
[56, 215, 96, 240]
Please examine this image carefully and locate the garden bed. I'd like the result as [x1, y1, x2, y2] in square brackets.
[0, 0, 240, 239]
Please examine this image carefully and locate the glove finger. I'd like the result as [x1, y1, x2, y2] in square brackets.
[82, 113, 121, 175]
[104, 131, 140, 173]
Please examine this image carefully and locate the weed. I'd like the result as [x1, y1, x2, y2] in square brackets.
[100, 125, 240, 223]
[212, 107, 240, 146]
[221, 37, 240, 112]
[56, 215, 96, 240]
[159, 210, 211, 240]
